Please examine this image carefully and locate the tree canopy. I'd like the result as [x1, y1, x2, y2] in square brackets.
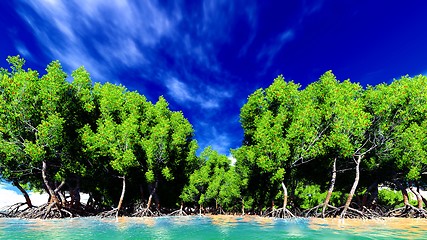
[2, 56, 427, 219]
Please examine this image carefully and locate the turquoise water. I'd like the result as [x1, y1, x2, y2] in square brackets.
[1, 216, 426, 239]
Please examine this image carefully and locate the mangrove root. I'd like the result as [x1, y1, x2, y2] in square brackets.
[386, 204, 427, 218]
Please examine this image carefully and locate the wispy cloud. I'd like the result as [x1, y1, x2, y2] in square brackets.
[15, 41, 33, 60]
[16, 0, 177, 81]
[254, 0, 324, 76]
[257, 29, 295, 74]
[166, 77, 232, 110]
[166, 78, 193, 103]
[196, 122, 234, 155]
[302, 0, 324, 16]
[14, 0, 250, 155]
[238, 5, 258, 58]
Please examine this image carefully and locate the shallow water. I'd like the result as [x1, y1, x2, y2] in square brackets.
[1, 216, 426, 239]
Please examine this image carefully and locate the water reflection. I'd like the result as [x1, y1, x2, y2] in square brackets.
[2, 216, 427, 239]
[309, 217, 427, 239]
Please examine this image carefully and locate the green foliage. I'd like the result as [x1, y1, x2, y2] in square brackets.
[377, 188, 404, 208]
[294, 184, 325, 209]
[181, 147, 241, 210]
[0, 56, 197, 209]
[82, 83, 149, 178]
[71, 66, 95, 112]
[235, 71, 427, 212]
[366, 75, 427, 181]
[377, 188, 418, 208]
[294, 183, 343, 209]
[0, 55, 82, 193]
[3, 55, 427, 213]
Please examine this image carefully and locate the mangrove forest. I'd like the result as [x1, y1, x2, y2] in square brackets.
[1, 56, 427, 219]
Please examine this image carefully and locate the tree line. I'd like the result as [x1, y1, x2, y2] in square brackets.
[1, 56, 427, 219]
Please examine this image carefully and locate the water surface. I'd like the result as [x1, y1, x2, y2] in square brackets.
[1, 216, 426, 239]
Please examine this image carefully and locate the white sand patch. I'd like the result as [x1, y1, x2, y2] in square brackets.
[0, 183, 89, 209]
[0, 185, 24, 209]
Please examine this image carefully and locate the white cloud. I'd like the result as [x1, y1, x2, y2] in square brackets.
[209, 133, 232, 155]
[196, 122, 234, 155]
[166, 77, 193, 103]
[166, 77, 232, 110]
[16, 0, 178, 82]
[15, 41, 33, 60]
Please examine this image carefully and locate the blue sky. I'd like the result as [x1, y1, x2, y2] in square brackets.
[1, 0, 427, 156]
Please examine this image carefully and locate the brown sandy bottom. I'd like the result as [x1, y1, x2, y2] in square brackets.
[309, 217, 427, 236]
[190, 215, 427, 238]
[98, 215, 427, 229]
[98, 215, 276, 226]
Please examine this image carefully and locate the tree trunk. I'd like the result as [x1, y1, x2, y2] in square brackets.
[362, 180, 378, 208]
[54, 180, 66, 206]
[322, 158, 336, 217]
[410, 186, 423, 209]
[12, 180, 33, 208]
[418, 185, 427, 207]
[340, 155, 361, 218]
[400, 185, 410, 206]
[241, 198, 245, 215]
[42, 161, 60, 204]
[70, 187, 81, 208]
[87, 193, 93, 206]
[147, 193, 153, 210]
[281, 182, 288, 211]
[58, 191, 67, 206]
[70, 178, 81, 208]
[116, 176, 126, 219]
[146, 181, 158, 210]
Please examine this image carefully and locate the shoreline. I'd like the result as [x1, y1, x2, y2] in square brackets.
[2, 199, 427, 220]
[2, 209, 427, 220]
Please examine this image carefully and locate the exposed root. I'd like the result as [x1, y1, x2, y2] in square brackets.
[132, 207, 163, 217]
[304, 203, 382, 219]
[344, 206, 374, 219]
[264, 207, 295, 218]
[4, 199, 427, 219]
[169, 205, 187, 216]
[1, 203, 28, 217]
[13, 203, 71, 219]
[98, 209, 119, 218]
[336, 205, 382, 219]
[216, 207, 226, 215]
[304, 204, 338, 218]
[386, 205, 427, 218]
[60, 208, 74, 218]
[169, 209, 187, 216]
[131, 201, 163, 217]
[0, 202, 90, 219]
[361, 206, 383, 219]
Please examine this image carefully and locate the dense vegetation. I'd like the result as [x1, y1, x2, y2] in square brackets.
[1, 56, 427, 219]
